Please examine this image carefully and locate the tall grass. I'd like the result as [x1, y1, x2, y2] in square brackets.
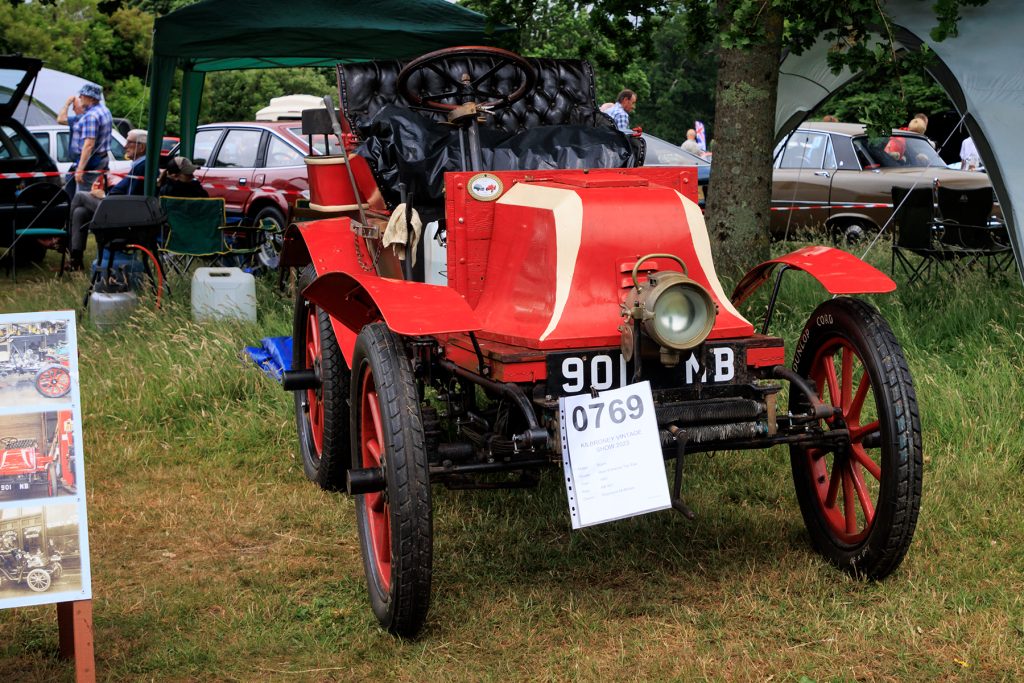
[1, 249, 1022, 682]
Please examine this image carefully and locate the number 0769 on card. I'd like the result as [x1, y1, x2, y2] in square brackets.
[558, 381, 671, 529]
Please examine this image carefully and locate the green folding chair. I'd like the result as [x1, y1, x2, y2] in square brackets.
[160, 196, 261, 274]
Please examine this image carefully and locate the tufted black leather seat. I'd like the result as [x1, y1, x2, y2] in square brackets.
[337, 54, 642, 209]
[338, 57, 615, 136]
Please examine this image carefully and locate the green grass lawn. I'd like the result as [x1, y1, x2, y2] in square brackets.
[1, 249, 1023, 682]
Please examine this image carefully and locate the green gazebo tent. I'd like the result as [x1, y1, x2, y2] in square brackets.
[146, 0, 507, 194]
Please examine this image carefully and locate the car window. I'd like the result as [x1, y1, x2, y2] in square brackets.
[110, 135, 125, 160]
[32, 132, 49, 153]
[778, 132, 828, 169]
[288, 127, 342, 155]
[193, 129, 224, 166]
[641, 134, 709, 167]
[0, 125, 38, 161]
[265, 135, 305, 167]
[57, 132, 72, 163]
[0, 68, 28, 109]
[864, 134, 946, 169]
[213, 129, 262, 168]
[823, 137, 837, 170]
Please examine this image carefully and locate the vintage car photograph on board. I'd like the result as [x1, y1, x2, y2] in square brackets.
[0, 503, 83, 605]
[0, 411, 77, 502]
[0, 320, 71, 409]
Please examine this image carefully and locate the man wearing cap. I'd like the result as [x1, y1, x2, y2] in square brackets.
[57, 83, 113, 193]
[158, 157, 208, 198]
[65, 129, 148, 271]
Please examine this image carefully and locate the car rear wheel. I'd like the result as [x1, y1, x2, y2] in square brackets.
[790, 297, 922, 579]
[830, 221, 868, 247]
[293, 265, 350, 490]
[254, 205, 286, 270]
[351, 322, 432, 638]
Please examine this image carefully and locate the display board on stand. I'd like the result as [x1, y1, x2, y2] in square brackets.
[0, 311, 94, 681]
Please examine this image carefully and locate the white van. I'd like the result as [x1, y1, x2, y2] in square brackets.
[27, 124, 133, 176]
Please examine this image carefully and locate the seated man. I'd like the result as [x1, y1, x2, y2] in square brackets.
[67, 128, 148, 270]
[158, 157, 209, 198]
[0, 531, 21, 573]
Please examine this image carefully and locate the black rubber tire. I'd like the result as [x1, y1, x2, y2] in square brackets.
[831, 221, 867, 247]
[254, 205, 286, 270]
[789, 297, 922, 579]
[293, 264, 350, 490]
[351, 322, 432, 638]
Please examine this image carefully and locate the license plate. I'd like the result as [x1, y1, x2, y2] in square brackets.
[546, 346, 740, 397]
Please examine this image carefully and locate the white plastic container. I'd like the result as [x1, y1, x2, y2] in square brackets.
[191, 267, 257, 323]
[88, 290, 139, 330]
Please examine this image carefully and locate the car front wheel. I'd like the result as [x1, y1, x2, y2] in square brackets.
[790, 297, 922, 579]
[351, 322, 432, 638]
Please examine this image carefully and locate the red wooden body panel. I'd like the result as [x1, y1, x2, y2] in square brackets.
[444, 168, 752, 350]
[290, 218, 363, 361]
[731, 246, 897, 306]
[444, 167, 700, 308]
[294, 218, 480, 363]
[303, 273, 480, 337]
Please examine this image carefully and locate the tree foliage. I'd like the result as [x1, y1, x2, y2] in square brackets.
[200, 68, 337, 125]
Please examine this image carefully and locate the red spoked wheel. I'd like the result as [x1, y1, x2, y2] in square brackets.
[351, 322, 432, 638]
[293, 265, 350, 489]
[790, 297, 922, 579]
[35, 365, 70, 398]
[358, 364, 392, 591]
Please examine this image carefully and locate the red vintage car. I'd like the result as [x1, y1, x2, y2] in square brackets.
[0, 410, 76, 498]
[281, 46, 922, 637]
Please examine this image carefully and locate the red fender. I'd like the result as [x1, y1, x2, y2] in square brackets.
[288, 217, 480, 363]
[731, 246, 896, 306]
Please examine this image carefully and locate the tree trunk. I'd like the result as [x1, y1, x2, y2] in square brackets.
[704, 1, 784, 283]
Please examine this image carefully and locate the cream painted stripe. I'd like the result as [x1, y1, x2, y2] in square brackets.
[674, 191, 750, 324]
[496, 184, 584, 341]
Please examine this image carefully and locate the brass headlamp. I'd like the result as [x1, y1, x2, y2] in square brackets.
[621, 253, 717, 366]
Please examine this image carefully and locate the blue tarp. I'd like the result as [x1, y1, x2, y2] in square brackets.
[244, 336, 292, 381]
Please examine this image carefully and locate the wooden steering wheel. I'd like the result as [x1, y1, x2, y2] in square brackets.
[397, 45, 536, 112]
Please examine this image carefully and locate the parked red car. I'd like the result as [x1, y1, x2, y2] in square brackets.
[160, 136, 179, 157]
[182, 121, 334, 233]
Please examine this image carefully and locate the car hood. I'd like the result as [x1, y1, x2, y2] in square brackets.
[0, 55, 43, 119]
[880, 166, 993, 189]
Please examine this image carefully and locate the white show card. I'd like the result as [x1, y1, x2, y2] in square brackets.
[559, 381, 671, 529]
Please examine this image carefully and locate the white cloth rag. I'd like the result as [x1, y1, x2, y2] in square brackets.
[381, 203, 423, 267]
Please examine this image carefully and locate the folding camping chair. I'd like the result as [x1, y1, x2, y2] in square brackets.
[159, 196, 268, 274]
[891, 184, 1005, 285]
[6, 182, 70, 281]
[935, 186, 1014, 277]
